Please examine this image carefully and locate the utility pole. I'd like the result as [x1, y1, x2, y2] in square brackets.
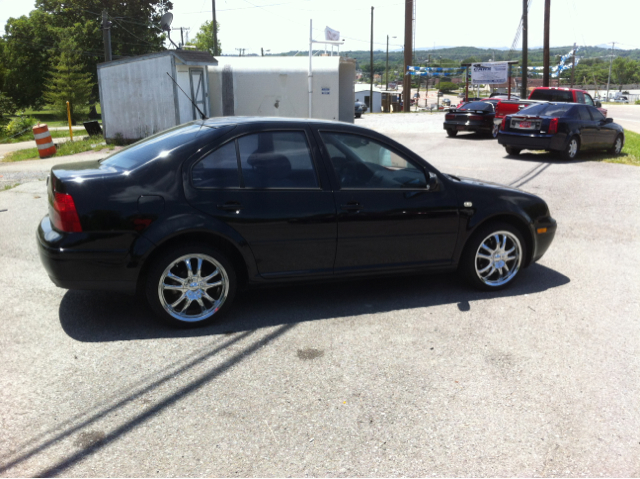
[386, 35, 390, 91]
[606, 41, 615, 102]
[403, 0, 413, 112]
[212, 0, 218, 56]
[521, 0, 528, 97]
[370, 7, 374, 114]
[102, 10, 112, 62]
[542, 0, 550, 87]
[570, 42, 576, 88]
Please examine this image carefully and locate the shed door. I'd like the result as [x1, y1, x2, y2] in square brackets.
[189, 68, 207, 120]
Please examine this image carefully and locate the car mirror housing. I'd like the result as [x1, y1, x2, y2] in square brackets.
[595, 101, 602, 107]
[426, 172, 438, 191]
[603, 117, 613, 124]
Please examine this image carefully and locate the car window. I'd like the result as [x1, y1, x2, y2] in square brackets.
[320, 132, 427, 189]
[237, 131, 318, 189]
[589, 106, 606, 121]
[459, 101, 493, 111]
[519, 103, 573, 117]
[191, 141, 240, 188]
[576, 106, 592, 121]
[529, 89, 574, 102]
[584, 94, 595, 106]
[576, 92, 585, 103]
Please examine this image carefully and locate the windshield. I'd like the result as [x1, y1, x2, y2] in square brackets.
[100, 123, 234, 170]
[518, 103, 573, 117]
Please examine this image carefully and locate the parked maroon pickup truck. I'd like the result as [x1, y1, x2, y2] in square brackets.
[492, 87, 607, 137]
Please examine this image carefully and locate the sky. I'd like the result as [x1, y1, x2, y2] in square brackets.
[2, 0, 640, 57]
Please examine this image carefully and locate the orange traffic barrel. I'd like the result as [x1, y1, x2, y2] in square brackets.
[33, 124, 56, 159]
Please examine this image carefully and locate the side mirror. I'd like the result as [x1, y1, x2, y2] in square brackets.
[426, 172, 438, 191]
[595, 101, 602, 107]
[603, 117, 613, 124]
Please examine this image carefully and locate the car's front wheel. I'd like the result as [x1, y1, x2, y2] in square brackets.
[608, 134, 623, 155]
[145, 243, 237, 327]
[460, 222, 525, 291]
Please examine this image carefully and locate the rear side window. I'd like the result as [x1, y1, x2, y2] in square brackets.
[237, 131, 318, 189]
[529, 89, 574, 102]
[576, 91, 585, 103]
[192, 141, 240, 188]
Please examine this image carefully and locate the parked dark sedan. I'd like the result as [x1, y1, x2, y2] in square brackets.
[38, 118, 557, 327]
[497, 102, 624, 159]
[443, 100, 498, 138]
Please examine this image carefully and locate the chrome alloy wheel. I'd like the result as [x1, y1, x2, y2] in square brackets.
[157, 254, 229, 322]
[492, 123, 500, 138]
[614, 136, 623, 154]
[567, 138, 578, 158]
[474, 231, 522, 287]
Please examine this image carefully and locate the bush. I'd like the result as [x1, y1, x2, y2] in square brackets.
[636, 99, 640, 105]
[5, 116, 37, 137]
[436, 81, 458, 92]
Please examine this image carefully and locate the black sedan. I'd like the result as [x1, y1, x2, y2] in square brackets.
[497, 102, 624, 160]
[38, 118, 557, 327]
[443, 100, 499, 138]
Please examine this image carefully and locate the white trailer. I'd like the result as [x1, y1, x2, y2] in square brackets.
[207, 56, 356, 123]
[98, 50, 216, 142]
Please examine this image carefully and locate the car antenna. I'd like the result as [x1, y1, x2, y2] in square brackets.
[165, 72, 207, 120]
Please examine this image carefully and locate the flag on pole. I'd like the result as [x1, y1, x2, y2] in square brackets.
[325, 27, 340, 41]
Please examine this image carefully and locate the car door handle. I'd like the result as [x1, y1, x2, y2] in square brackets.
[340, 202, 362, 211]
[217, 202, 243, 211]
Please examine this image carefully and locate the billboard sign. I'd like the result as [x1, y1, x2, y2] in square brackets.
[471, 62, 509, 85]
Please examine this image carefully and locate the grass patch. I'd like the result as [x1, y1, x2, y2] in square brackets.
[1, 129, 80, 144]
[602, 130, 640, 166]
[2, 135, 114, 162]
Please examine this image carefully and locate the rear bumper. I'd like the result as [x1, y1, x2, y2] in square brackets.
[37, 215, 139, 294]
[497, 131, 566, 151]
[443, 120, 491, 132]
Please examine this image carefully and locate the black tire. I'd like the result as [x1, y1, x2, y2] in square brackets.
[355, 113, 361, 118]
[560, 136, 580, 160]
[459, 222, 526, 291]
[446, 128, 458, 137]
[608, 134, 623, 155]
[505, 146, 521, 156]
[145, 243, 237, 328]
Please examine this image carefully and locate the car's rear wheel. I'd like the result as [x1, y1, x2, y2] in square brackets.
[145, 243, 236, 328]
[446, 128, 458, 137]
[608, 134, 623, 155]
[460, 222, 525, 291]
[355, 113, 361, 118]
[505, 146, 521, 156]
[491, 123, 500, 138]
[561, 136, 580, 160]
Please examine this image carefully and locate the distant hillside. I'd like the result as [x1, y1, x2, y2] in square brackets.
[279, 45, 640, 67]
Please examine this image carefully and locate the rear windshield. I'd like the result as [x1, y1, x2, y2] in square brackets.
[518, 103, 574, 117]
[529, 89, 574, 102]
[459, 101, 493, 111]
[100, 123, 234, 170]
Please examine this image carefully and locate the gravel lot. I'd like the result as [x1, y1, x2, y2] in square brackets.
[0, 112, 639, 477]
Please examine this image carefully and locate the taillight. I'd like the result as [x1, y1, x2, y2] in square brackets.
[468, 115, 483, 121]
[548, 118, 558, 135]
[500, 117, 506, 130]
[51, 192, 82, 232]
[445, 114, 454, 120]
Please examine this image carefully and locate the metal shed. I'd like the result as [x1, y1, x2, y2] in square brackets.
[354, 86, 383, 113]
[207, 56, 356, 123]
[97, 50, 216, 142]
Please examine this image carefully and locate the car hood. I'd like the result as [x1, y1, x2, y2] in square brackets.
[449, 174, 530, 194]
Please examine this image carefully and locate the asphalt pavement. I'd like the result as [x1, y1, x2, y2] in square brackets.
[0, 113, 638, 477]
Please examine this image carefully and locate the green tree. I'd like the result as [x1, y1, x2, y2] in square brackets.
[187, 20, 221, 55]
[611, 57, 639, 90]
[43, 35, 94, 123]
[435, 81, 458, 92]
